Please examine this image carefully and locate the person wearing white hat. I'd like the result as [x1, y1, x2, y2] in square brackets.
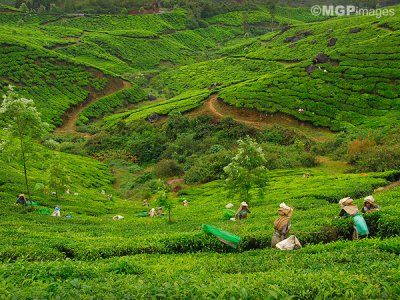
[182, 199, 189, 207]
[338, 197, 369, 239]
[149, 208, 156, 218]
[338, 197, 358, 217]
[362, 195, 380, 214]
[235, 202, 251, 221]
[271, 203, 294, 248]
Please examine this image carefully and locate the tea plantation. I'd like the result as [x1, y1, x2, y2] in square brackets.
[1, 3, 400, 299]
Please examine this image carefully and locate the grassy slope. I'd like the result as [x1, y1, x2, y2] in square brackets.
[0, 9, 270, 127]
[109, 7, 400, 130]
[0, 8, 400, 299]
[1, 237, 400, 298]
[1, 159, 399, 260]
[1, 158, 400, 297]
[218, 9, 400, 130]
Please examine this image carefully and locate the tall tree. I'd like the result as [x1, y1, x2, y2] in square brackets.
[0, 86, 48, 203]
[224, 137, 268, 202]
[154, 179, 173, 223]
[266, 0, 279, 30]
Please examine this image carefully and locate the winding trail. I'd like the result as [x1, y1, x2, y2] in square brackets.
[375, 180, 400, 193]
[192, 94, 336, 142]
[54, 76, 131, 135]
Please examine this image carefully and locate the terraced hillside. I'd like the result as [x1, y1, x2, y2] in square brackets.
[104, 8, 400, 132]
[1, 5, 400, 299]
[0, 7, 330, 130]
[217, 11, 400, 130]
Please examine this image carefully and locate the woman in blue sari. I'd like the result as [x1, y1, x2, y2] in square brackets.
[338, 197, 369, 239]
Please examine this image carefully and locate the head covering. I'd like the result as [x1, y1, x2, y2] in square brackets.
[280, 202, 290, 210]
[183, 200, 188, 203]
[364, 195, 375, 204]
[339, 197, 353, 207]
[339, 197, 358, 215]
[278, 203, 293, 217]
[278, 207, 293, 217]
[241, 202, 248, 207]
[274, 205, 293, 231]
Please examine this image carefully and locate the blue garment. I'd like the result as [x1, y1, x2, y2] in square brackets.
[15, 197, 27, 205]
[238, 208, 250, 220]
[353, 213, 369, 236]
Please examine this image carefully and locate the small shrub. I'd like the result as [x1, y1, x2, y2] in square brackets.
[155, 159, 184, 178]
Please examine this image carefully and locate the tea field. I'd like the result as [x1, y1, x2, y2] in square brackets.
[1, 149, 400, 297]
[1, 3, 400, 299]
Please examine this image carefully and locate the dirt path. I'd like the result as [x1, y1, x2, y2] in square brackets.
[54, 75, 131, 135]
[375, 180, 400, 194]
[193, 94, 336, 142]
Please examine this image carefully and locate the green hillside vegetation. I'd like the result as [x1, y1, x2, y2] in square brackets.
[151, 58, 283, 95]
[218, 9, 400, 130]
[2, 237, 400, 298]
[0, 44, 109, 127]
[1, 145, 399, 261]
[78, 84, 145, 125]
[103, 8, 400, 130]
[1, 4, 400, 299]
[104, 90, 211, 126]
[1, 152, 400, 296]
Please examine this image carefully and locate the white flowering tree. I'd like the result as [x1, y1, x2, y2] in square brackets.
[223, 137, 268, 202]
[0, 86, 48, 203]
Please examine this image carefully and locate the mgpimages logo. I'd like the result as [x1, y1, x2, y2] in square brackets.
[311, 5, 395, 18]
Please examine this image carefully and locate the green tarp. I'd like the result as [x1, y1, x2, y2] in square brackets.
[136, 211, 150, 217]
[36, 208, 51, 215]
[202, 224, 241, 249]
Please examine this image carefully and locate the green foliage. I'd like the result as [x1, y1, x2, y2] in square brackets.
[155, 180, 173, 222]
[105, 90, 211, 126]
[0, 43, 103, 127]
[125, 123, 167, 163]
[48, 156, 71, 200]
[79, 85, 146, 125]
[0, 6, 399, 298]
[154, 159, 184, 178]
[224, 137, 268, 202]
[49, 10, 188, 33]
[218, 12, 400, 130]
[152, 57, 283, 96]
[0, 86, 48, 201]
[348, 144, 400, 172]
[184, 150, 232, 184]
